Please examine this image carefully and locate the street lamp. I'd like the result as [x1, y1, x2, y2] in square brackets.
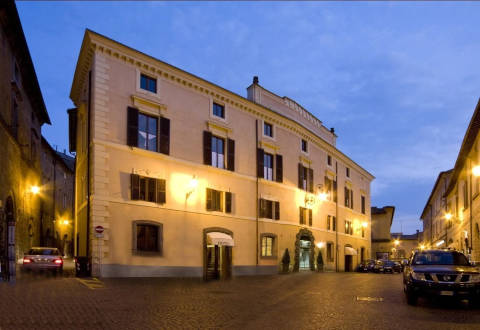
[394, 239, 400, 247]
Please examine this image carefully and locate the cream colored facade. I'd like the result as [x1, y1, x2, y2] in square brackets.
[424, 101, 480, 261]
[69, 30, 374, 277]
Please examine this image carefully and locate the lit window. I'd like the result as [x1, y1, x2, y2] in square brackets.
[211, 136, 225, 169]
[138, 113, 157, 152]
[213, 102, 225, 119]
[345, 220, 353, 235]
[140, 74, 157, 93]
[135, 223, 162, 254]
[264, 122, 273, 137]
[264, 153, 273, 181]
[259, 198, 279, 220]
[261, 236, 274, 257]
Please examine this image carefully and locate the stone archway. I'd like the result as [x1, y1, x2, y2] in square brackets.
[293, 228, 315, 272]
[203, 227, 233, 281]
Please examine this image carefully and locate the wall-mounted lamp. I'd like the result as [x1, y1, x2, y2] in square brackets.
[444, 212, 452, 221]
[419, 244, 426, 250]
[316, 241, 325, 248]
[394, 239, 400, 246]
[186, 175, 199, 199]
[361, 222, 368, 228]
[30, 185, 40, 195]
[62, 219, 70, 225]
[473, 165, 480, 177]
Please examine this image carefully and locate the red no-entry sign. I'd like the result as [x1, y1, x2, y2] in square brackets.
[95, 225, 104, 234]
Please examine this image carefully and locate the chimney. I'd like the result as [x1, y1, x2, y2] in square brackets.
[253, 76, 259, 84]
[330, 127, 335, 134]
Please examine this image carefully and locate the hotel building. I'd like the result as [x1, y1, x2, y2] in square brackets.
[69, 30, 374, 278]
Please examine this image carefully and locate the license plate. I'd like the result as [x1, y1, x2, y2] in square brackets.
[440, 291, 454, 296]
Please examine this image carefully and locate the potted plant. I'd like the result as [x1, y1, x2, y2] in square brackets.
[317, 251, 324, 272]
[281, 248, 290, 274]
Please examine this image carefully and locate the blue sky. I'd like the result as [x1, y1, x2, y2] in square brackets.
[16, 1, 480, 234]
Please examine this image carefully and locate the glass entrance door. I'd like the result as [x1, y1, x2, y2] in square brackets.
[299, 240, 311, 269]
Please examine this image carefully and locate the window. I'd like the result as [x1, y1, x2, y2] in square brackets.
[298, 163, 313, 192]
[257, 148, 283, 183]
[361, 196, 366, 214]
[346, 167, 350, 178]
[138, 113, 157, 152]
[332, 216, 336, 231]
[206, 188, 232, 213]
[299, 207, 312, 226]
[264, 122, 273, 137]
[11, 94, 18, 139]
[211, 136, 225, 169]
[361, 226, 365, 238]
[327, 243, 334, 262]
[327, 215, 331, 230]
[327, 155, 332, 166]
[213, 102, 225, 119]
[264, 153, 273, 181]
[140, 74, 157, 93]
[261, 236, 274, 257]
[463, 182, 468, 209]
[133, 221, 162, 255]
[325, 177, 333, 201]
[345, 220, 353, 235]
[131, 174, 166, 204]
[344, 186, 353, 209]
[327, 215, 336, 231]
[301, 139, 308, 152]
[259, 198, 280, 220]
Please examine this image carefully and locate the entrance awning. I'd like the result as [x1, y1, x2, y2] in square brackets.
[345, 246, 357, 255]
[207, 232, 234, 247]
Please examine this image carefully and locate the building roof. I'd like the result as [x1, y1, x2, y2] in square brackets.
[0, 1, 51, 125]
[41, 136, 75, 172]
[445, 98, 480, 197]
[420, 169, 453, 219]
[391, 231, 421, 241]
[371, 206, 395, 229]
[70, 29, 375, 181]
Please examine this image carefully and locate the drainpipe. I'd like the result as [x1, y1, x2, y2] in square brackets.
[86, 70, 92, 259]
[335, 161, 339, 272]
[255, 119, 259, 267]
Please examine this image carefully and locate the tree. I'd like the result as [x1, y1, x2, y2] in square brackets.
[317, 251, 324, 272]
[281, 248, 290, 273]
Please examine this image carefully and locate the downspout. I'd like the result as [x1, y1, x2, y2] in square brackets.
[255, 119, 259, 266]
[335, 161, 339, 272]
[470, 160, 473, 255]
[86, 70, 92, 258]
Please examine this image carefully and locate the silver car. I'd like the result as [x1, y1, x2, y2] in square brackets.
[22, 247, 63, 273]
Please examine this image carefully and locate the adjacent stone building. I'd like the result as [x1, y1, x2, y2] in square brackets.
[40, 137, 75, 257]
[0, 0, 51, 280]
[69, 30, 374, 278]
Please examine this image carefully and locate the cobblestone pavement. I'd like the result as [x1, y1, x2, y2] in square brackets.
[1, 271, 480, 329]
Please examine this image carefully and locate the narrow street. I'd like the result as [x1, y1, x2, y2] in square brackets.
[1, 272, 479, 329]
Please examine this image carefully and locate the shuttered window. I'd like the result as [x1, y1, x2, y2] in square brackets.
[275, 154, 283, 183]
[299, 207, 313, 226]
[127, 107, 170, 155]
[131, 174, 166, 204]
[264, 153, 273, 181]
[203, 131, 235, 171]
[259, 198, 280, 220]
[206, 188, 233, 213]
[298, 164, 314, 192]
[361, 196, 366, 214]
[345, 220, 353, 235]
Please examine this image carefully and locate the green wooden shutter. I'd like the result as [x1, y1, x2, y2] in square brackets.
[298, 163, 304, 189]
[257, 148, 264, 178]
[131, 174, 140, 200]
[203, 131, 212, 165]
[308, 209, 313, 226]
[275, 201, 280, 220]
[206, 188, 212, 211]
[157, 179, 166, 204]
[227, 139, 235, 171]
[159, 117, 170, 155]
[127, 107, 139, 147]
[275, 154, 283, 183]
[225, 192, 232, 213]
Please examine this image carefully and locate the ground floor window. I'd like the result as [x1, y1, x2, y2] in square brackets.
[132, 221, 163, 255]
[261, 236, 273, 257]
[327, 242, 334, 262]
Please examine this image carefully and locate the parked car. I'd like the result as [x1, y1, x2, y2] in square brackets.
[357, 259, 375, 272]
[22, 247, 63, 274]
[393, 261, 402, 273]
[403, 249, 480, 305]
[383, 260, 402, 273]
[400, 259, 409, 271]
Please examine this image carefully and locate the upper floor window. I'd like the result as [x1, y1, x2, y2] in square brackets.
[346, 167, 350, 178]
[140, 74, 157, 93]
[213, 102, 225, 119]
[127, 107, 170, 155]
[203, 131, 235, 171]
[264, 153, 273, 181]
[324, 176, 336, 202]
[298, 163, 313, 192]
[299, 207, 312, 226]
[327, 215, 336, 231]
[131, 174, 166, 204]
[301, 139, 308, 153]
[259, 198, 280, 220]
[327, 155, 332, 166]
[361, 196, 366, 214]
[138, 113, 157, 152]
[345, 220, 353, 235]
[264, 122, 273, 137]
[206, 188, 232, 213]
[345, 186, 353, 209]
[211, 136, 225, 169]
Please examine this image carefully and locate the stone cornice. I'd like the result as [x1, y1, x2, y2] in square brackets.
[71, 29, 374, 182]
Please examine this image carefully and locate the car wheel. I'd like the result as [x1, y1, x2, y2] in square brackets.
[405, 289, 418, 305]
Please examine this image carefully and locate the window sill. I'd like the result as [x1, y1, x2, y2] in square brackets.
[132, 250, 163, 257]
[260, 255, 277, 260]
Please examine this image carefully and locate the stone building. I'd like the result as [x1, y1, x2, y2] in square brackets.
[0, 0, 51, 280]
[420, 169, 453, 249]
[371, 206, 395, 259]
[69, 30, 374, 278]
[438, 99, 480, 261]
[40, 137, 75, 257]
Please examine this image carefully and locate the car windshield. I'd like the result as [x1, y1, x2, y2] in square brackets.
[412, 251, 470, 266]
[27, 248, 59, 256]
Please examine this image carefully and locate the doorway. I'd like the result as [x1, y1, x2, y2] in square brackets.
[204, 229, 234, 281]
[345, 255, 353, 272]
[1, 196, 15, 281]
[299, 239, 311, 269]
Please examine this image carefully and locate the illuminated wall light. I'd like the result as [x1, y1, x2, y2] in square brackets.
[420, 244, 426, 250]
[473, 165, 480, 177]
[30, 186, 40, 194]
[394, 239, 400, 246]
[316, 241, 325, 248]
[362, 222, 368, 228]
[444, 212, 452, 221]
[62, 220, 70, 225]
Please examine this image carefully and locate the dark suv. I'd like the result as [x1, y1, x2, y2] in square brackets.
[403, 249, 480, 305]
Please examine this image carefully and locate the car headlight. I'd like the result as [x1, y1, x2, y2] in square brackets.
[411, 272, 425, 281]
[469, 274, 480, 283]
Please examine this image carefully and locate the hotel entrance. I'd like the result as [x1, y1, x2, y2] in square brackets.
[294, 228, 315, 271]
[344, 245, 357, 272]
[204, 230, 234, 281]
[299, 239, 311, 269]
